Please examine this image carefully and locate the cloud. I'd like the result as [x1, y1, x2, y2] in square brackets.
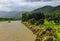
[25, 0, 41, 2]
[42, 0, 54, 1]
[0, 0, 60, 12]
[25, 0, 54, 2]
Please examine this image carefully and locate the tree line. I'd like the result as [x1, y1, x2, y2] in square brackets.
[22, 12, 60, 25]
[0, 18, 20, 21]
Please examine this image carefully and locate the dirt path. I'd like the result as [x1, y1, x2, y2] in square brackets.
[0, 21, 36, 41]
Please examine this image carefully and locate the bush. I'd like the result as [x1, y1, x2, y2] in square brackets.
[45, 36, 54, 41]
[54, 17, 59, 24]
[36, 19, 44, 25]
[28, 18, 36, 25]
[46, 27, 53, 31]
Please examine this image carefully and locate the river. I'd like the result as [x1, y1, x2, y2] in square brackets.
[0, 21, 36, 41]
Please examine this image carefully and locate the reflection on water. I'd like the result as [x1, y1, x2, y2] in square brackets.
[0, 21, 36, 41]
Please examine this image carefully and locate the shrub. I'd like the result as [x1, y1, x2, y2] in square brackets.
[45, 36, 54, 41]
[54, 17, 59, 24]
[28, 18, 36, 25]
[36, 19, 44, 25]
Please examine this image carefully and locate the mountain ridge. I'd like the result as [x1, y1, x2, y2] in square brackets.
[32, 5, 60, 14]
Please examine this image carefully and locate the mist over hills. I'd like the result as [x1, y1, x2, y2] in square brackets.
[0, 5, 60, 19]
[0, 11, 24, 19]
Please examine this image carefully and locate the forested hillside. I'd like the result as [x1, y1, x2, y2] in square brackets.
[22, 5, 60, 41]
[32, 5, 60, 14]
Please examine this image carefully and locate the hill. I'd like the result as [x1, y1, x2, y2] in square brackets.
[32, 5, 60, 14]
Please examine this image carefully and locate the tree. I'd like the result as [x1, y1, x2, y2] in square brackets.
[32, 12, 45, 20]
[28, 18, 36, 25]
[54, 17, 59, 24]
[46, 14, 53, 21]
[22, 12, 32, 21]
[36, 19, 44, 25]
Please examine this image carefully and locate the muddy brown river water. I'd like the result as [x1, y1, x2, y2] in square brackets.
[0, 21, 36, 41]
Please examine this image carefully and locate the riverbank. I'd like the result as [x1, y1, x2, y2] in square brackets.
[22, 22, 46, 41]
[22, 21, 60, 41]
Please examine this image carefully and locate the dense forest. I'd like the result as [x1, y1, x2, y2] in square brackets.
[22, 5, 60, 41]
[22, 11, 60, 25]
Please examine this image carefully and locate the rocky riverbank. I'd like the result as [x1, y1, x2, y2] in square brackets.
[22, 22, 57, 41]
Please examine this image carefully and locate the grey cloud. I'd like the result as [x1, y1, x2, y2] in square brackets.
[42, 0, 54, 1]
[0, 0, 60, 12]
[25, 0, 41, 2]
[25, 0, 53, 2]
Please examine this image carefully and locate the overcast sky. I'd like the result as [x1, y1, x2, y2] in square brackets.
[0, 0, 60, 12]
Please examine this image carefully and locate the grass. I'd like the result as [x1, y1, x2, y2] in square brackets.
[44, 20, 60, 39]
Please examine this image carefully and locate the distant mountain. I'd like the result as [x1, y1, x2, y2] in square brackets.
[31, 5, 60, 14]
[0, 11, 24, 19]
[0, 11, 8, 17]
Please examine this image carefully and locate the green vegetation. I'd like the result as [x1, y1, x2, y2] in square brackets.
[22, 5, 60, 41]
[0, 18, 20, 21]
